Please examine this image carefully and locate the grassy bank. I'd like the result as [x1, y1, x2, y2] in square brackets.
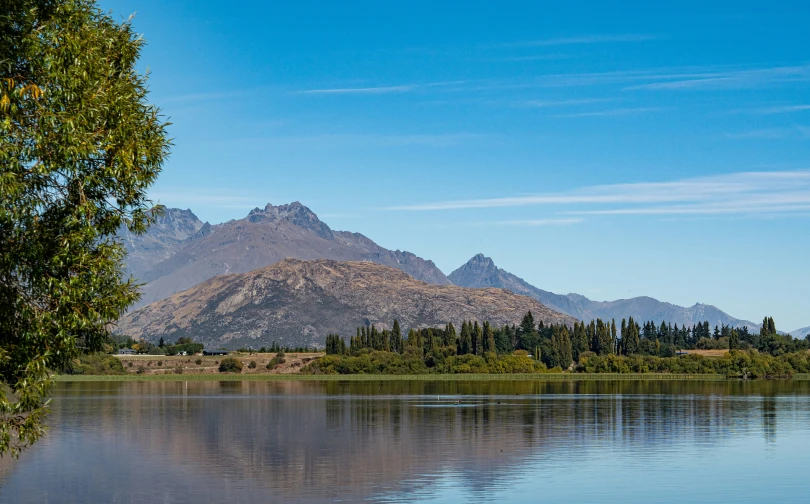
[54, 372, 738, 382]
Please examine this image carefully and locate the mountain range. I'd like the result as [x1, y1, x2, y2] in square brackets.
[790, 326, 810, 338]
[119, 201, 784, 345]
[124, 202, 448, 308]
[449, 253, 762, 329]
[118, 259, 576, 348]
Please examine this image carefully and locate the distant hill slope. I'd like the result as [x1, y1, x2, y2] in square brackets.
[117, 259, 577, 349]
[450, 254, 760, 329]
[790, 326, 810, 338]
[125, 202, 450, 308]
[120, 208, 205, 281]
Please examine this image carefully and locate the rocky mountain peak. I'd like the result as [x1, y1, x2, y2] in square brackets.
[247, 201, 334, 240]
[467, 253, 496, 269]
[448, 254, 503, 289]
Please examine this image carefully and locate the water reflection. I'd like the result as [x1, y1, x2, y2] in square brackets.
[1, 380, 809, 503]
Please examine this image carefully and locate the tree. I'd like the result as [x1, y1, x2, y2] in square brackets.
[0, 1, 170, 456]
[158, 337, 165, 348]
[729, 329, 740, 351]
[483, 321, 495, 354]
[520, 311, 535, 335]
[390, 320, 402, 353]
[459, 321, 472, 355]
[473, 321, 483, 356]
[572, 322, 589, 361]
[218, 358, 243, 373]
[622, 317, 640, 355]
[550, 325, 573, 369]
[443, 323, 456, 349]
[611, 320, 617, 354]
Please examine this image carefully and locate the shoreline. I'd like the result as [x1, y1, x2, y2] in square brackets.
[54, 372, 797, 382]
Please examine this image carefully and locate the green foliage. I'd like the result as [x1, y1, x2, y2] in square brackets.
[68, 353, 125, 375]
[304, 350, 428, 375]
[0, 0, 170, 456]
[319, 314, 807, 379]
[305, 349, 548, 375]
[325, 334, 347, 355]
[248, 361, 257, 369]
[549, 325, 573, 369]
[164, 342, 204, 356]
[266, 354, 286, 369]
[577, 350, 809, 379]
[218, 358, 243, 373]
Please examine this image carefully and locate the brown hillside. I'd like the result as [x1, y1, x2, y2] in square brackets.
[118, 259, 576, 349]
[129, 202, 449, 308]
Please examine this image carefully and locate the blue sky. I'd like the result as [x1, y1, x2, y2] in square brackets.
[102, 0, 810, 330]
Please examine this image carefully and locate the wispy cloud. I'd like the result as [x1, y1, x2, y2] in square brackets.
[385, 170, 810, 218]
[753, 104, 810, 114]
[552, 107, 661, 118]
[724, 128, 791, 140]
[517, 98, 615, 108]
[725, 126, 810, 140]
[494, 218, 583, 226]
[484, 54, 571, 63]
[460, 218, 583, 228]
[290, 64, 810, 101]
[294, 85, 414, 95]
[219, 132, 489, 149]
[496, 34, 659, 48]
[625, 65, 810, 91]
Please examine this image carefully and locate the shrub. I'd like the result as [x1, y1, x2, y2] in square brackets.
[219, 357, 243, 373]
[174, 367, 183, 375]
[69, 353, 126, 375]
[157, 360, 163, 367]
[127, 362, 133, 368]
[248, 361, 257, 369]
[136, 366, 145, 375]
[195, 358, 202, 365]
[266, 355, 287, 369]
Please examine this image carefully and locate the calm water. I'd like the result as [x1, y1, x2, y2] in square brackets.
[2, 380, 809, 503]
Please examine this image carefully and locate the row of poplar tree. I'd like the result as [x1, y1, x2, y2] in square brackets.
[324, 312, 800, 369]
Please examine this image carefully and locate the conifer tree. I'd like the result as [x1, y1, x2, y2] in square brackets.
[560, 325, 573, 369]
[483, 321, 495, 353]
[611, 320, 617, 354]
[520, 311, 535, 335]
[424, 328, 434, 354]
[444, 323, 457, 348]
[391, 320, 402, 353]
[729, 329, 740, 351]
[459, 322, 472, 355]
[473, 321, 483, 356]
[620, 319, 627, 355]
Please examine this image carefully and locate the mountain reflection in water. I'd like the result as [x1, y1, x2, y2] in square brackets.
[1, 380, 808, 503]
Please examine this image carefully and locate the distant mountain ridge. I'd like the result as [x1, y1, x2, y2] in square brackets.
[123, 202, 450, 308]
[120, 208, 205, 281]
[790, 326, 810, 338]
[122, 202, 769, 332]
[449, 253, 761, 329]
[118, 259, 576, 348]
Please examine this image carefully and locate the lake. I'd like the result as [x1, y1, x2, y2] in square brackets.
[1, 380, 808, 503]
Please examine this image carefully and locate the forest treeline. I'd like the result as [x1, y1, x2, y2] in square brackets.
[311, 313, 810, 378]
